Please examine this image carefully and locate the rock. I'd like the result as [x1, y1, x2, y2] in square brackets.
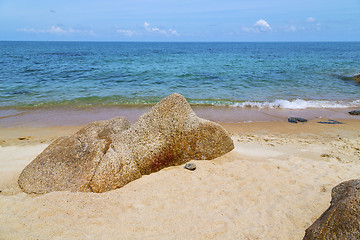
[317, 119, 344, 124]
[184, 163, 196, 171]
[288, 117, 308, 123]
[19, 93, 234, 193]
[338, 74, 360, 85]
[349, 110, 360, 115]
[18, 117, 131, 193]
[89, 93, 234, 192]
[353, 74, 360, 83]
[303, 179, 360, 239]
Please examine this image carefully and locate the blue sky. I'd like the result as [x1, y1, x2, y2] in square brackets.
[1, 0, 359, 41]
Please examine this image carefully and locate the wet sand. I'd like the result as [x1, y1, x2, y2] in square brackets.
[1, 105, 358, 127]
[0, 108, 359, 239]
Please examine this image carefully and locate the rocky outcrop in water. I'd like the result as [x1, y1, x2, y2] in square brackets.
[339, 73, 360, 85]
[303, 179, 360, 240]
[353, 74, 360, 83]
[19, 93, 234, 193]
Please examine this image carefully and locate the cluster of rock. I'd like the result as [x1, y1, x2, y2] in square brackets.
[18, 93, 234, 194]
[304, 179, 360, 239]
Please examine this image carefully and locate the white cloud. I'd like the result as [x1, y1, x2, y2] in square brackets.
[306, 17, 316, 22]
[143, 21, 179, 36]
[116, 29, 136, 37]
[303, 17, 321, 31]
[18, 25, 95, 36]
[254, 19, 271, 32]
[19, 28, 37, 33]
[48, 26, 69, 34]
[151, 27, 167, 35]
[283, 25, 296, 32]
[169, 29, 179, 36]
[242, 19, 272, 33]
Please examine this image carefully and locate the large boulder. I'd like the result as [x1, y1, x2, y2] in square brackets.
[18, 117, 131, 193]
[303, 179, 360, 239]
[19, 93, 234, 193]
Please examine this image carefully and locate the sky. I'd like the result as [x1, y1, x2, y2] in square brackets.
[0, 0, 359, 42]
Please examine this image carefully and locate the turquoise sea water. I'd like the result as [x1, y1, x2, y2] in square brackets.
[0, 41, 359, 109]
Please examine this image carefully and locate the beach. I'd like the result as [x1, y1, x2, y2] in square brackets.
[1, 107, 359, 239]
[1, 41, 359, 239]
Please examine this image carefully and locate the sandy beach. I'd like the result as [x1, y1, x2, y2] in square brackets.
[0, 109, 359, 239]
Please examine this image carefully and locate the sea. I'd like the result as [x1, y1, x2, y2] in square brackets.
[1, 41, 359, 110]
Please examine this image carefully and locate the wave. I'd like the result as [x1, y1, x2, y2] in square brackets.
[229, 99, 360, 109]
[2, 95, 360, 110]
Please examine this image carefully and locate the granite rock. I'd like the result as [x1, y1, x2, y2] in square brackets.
[18, 117, 131, 194]
[19, 93, 234, 193]
[303, 179, 360, 240]
[89, 93, 234, 192]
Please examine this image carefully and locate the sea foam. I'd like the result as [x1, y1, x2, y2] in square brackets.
[230, 99, 360, 109]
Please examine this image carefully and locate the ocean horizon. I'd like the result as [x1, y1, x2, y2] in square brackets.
[1, 41, 359, 110]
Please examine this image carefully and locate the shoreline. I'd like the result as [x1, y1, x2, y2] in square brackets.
[0, 105, 359, 128]
[1, 118, 359, 147]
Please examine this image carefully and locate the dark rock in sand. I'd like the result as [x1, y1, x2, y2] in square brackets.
[303, 179, 360, 240]
[184, 163, 196, 171]
[349, 110, 360, 115]
[19, 93, 234, 193]
[288, 117, 308, 123]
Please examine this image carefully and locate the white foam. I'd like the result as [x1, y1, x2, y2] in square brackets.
[230, 99, 360, 109]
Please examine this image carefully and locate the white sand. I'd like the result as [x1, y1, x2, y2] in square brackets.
[1, 121, 360, 239]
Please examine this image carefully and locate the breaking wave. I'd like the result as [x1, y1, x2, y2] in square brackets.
[230, 99, 360, 109]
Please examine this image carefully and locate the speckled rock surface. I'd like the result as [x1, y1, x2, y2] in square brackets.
[89, 93, 234, 192]
[19, 93, 234, 193]
[303, 179, 360, 240]
[18, 117, 131, 194]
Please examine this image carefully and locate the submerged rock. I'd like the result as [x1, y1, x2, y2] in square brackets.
[288, 117, 308, 123]
[353, 74, 360, 83]
[317, 119, 344, 124]
[19, 93, 234, 193]
[338, 74, 360, 85]
[349, 110, 360, 115]
[303, 179, 360, 239]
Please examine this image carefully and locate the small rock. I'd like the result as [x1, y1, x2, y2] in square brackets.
[349, 110, 360, 115]
[317, 119, 344, 124]
[288, 117, 308, 123]
[18, 137, 30, 141]
[184, 163, 196, 171]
